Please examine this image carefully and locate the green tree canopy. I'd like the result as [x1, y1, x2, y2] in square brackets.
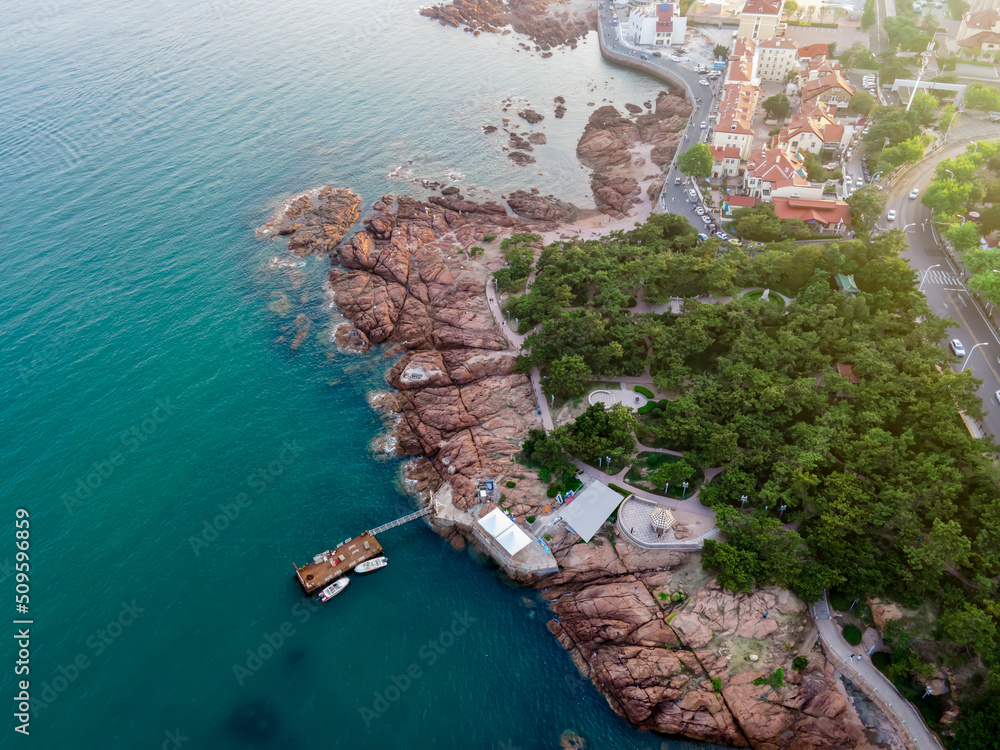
[846, 186, 886, 234]
[762, 93, 791, 120]
[677, 143, 713, 178]
[848, 90, 875, 116]
[713, 44, 729, 60]
[544, 354, 592, 399]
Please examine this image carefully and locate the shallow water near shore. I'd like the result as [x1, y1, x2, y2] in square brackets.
[0, 1, 728, 747]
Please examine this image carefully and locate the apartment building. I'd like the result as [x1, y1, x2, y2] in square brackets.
[737, 0, 785, 40]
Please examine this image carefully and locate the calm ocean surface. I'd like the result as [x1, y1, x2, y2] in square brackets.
[0, 1, 720, 747]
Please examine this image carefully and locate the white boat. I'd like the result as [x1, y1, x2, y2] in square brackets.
[318, 577, 350, 602]
[355, 556, 388, 574]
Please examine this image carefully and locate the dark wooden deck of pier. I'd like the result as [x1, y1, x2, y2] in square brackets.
[294, 532, 383, 595]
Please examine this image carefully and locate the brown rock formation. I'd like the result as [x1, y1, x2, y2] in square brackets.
[574, 92, 690, 217]
[518, 108, 544, 124]
[541, 543, 870, 749]
[508, 150, 536, 166]
[419, 0, 596, 50]
[256, 186, 362, 256]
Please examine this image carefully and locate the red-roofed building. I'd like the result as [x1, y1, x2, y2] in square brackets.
[756, 37, 798, 81]
[710, 146, 743, 178]
[957, 9, 1000, 55]
[800, 70, 856, 107]
[797, 43, 829, 61]
[738, 0, 785, 40]
[774, 103, 850, 154]
[712, 82, 759, 161]
[772, 196, 851, 231]
[745, 148, 814, 199]
[723, 194, 758, 217]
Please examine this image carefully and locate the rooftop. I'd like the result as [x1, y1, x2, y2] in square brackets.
[773, 196, 851, 225]
[741, 0, 783, 15]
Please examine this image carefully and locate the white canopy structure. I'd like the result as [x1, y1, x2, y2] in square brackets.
[560, 480, 626, 542]
[495, 525, 532, 556]
[479, 507, 513, 537]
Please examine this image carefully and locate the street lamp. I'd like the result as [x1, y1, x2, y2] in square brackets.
[944, 168, 955, 180]
[681, 481, 689, 499]
[961, 341, 988, 371]
[918, 264, 940, 292]
[956, 214, 967, 225]
[740, 494, 748, 510]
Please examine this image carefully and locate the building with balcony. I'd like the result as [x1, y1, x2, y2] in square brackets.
[737, 0, 785, 40]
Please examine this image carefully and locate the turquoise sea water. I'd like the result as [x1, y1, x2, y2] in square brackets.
[0, 1, 721, 748]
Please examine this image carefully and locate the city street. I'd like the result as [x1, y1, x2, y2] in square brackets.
[882, 114, 1000, 438]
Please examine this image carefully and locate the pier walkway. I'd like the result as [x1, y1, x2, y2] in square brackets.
[370, 506, 435, 535]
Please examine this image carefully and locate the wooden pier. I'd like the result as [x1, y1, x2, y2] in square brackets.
[293, 506, 435, 595]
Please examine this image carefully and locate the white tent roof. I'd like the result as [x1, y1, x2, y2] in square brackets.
[479, 508, 514, 537]
[560, 481, 625, 542]
[495, 525, 532, 556]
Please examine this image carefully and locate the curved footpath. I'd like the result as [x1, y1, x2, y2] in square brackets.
[812, 594, 944, 750]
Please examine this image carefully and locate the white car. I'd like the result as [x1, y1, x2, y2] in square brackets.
[716, 230, 730, 240]
[887, 209, 897, 221]
[845, 175, 853, 185]
[670, 55, 682, 62]
[699, 79, 711, 86]
[995, 388, 1000, 403]
[950, 339, 966, 357]
[695, 206, 706, 215]
[909, 188, 919, 200]
[701, 215, 712, 225]
[855, 176, 864, 185]
[700, 121, 706, 129]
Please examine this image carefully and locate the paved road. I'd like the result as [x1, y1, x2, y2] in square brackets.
[881, 114, 1000, 439]
[812, 593, 944, 750]
[597, 0, 721, 229]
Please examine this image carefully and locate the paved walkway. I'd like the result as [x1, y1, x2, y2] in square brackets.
[811, 593, 944, 750]
[589, 388, 649, 410]
[617, 494, 719, 548]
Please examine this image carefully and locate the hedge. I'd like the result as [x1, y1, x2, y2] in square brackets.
[843, 625, 863, 645]
[634, 385, 655, 398]
[608, 483, 632, 497]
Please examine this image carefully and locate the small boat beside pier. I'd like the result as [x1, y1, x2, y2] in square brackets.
[355, 556, 388, 574]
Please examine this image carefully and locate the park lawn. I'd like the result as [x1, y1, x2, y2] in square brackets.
[625, 451, 703, 498]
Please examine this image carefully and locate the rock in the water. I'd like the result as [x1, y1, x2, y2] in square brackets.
[256, 186, 362, 257]
[527, 132, 547, 145]
[554, 104, 567, 118]
[483, 124, 498, 134]
[518, 108, 544, 124]
[508, 150, 536, 166]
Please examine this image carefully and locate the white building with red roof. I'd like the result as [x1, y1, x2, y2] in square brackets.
[744, 148, 819, 199]
[772, 196, 851, 231]
[956, 8, 1000, 55]
[737, 0, 785, 40]
[773, 102, 851, 154]
[710, 146, 743, 178]
[628, 2, 687, 46]
[756, 37, 798, 82]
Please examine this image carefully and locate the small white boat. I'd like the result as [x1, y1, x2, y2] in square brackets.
[318, 577, 350, 602]
[355, 556, 388, 574]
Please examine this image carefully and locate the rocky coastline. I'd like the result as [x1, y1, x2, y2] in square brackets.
[257, 184, 897, 748]
[419, 0, 596, 51]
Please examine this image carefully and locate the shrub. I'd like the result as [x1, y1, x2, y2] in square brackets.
[505, 481, 516, 488]
[658, 591, 669, 600]
[872, 651, 891, 670]
[526, 515, 536, 524]
[793, 656, 809, 671]
[634, 385, 655, 398]
[546, 485, 559, 498]
[483, 234, 498, 242]
[469, 246, 485, 257]
[637, 402, 655, 414]
[843, 625, 863, 645]
[544, 534, 552, 541]
[538, 467, 551, 483]
[752, 668, 784, 689]
[608, 483, 631, 497]
[711, 676, 723, 692]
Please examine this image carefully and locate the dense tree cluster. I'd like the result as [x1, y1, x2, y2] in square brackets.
[505, 210, 1000, 744]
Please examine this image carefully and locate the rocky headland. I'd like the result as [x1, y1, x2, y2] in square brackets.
[576, 90, 691, 217]
[419, 0, 596, 50]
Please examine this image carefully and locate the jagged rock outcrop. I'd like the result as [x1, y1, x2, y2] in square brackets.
[419, 0, 596, 50]
[541, 543, 870, 749]
[256, 186, 362, 256]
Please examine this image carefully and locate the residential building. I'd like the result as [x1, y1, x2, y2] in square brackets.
[797, 43, 829, 63]
[956, 8, 1000, 56]
[712, 83, 759, 161]
[710, 146, 742, 178]
[756, 37, 798, 81]
[628, 2, 687, 46]
[800, 65, 856, 107]
[773, 102, 850, 154]
[744, 148, 818, 199]
[737, 0, 785, 40]
[772, 196, 851, 231]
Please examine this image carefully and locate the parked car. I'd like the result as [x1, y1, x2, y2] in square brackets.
[845, 175, 852, 184]
[688, 189, 697, 200]
[695, 206, 706, 215]
[855, 175, 864, 185]
[670, 55, 682, 62]
[716, 230, 730, 240]
[950, 339, 966, 357]
[887, 209, 897, 221]
[652, 51, 663, 57]
[728, 237, 742, 247]
[909, 188, 919, 199]
[697, 232, 709, 241]
[995, 388, 1000, 403]
[701, 215, 712, 225]
[699, 79, 711, 86]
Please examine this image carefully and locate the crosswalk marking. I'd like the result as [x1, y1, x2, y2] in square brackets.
[922, 269, 962, 287]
